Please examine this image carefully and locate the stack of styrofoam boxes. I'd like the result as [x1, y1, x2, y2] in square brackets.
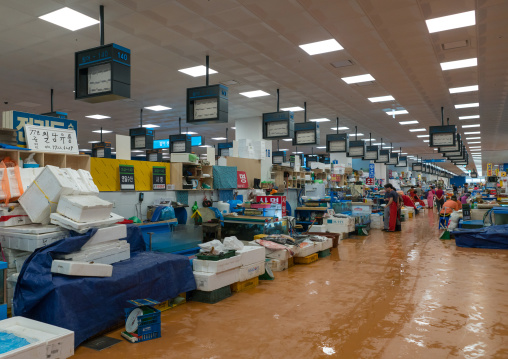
[313, 237, 333, 252]
[53, 224, 130, 267]
[3, 248, 31, 310]
[235, 246, 265, 281]
[325, 216, 356, 233]
[264, 245, 294, 271]
[308, 224, 327, 233]
[370, 213, 384, 229]
[294, 241, 319, 258]
[0, 203, 32, 226]
[192, 254, 242, 291]
[0, 224, 68, 252]
[237, 139, 255, 159]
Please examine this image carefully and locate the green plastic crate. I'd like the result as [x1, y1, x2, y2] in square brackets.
[189, 286, 232, 304]
[196, 250, 236, 261]
[318, 248, 331, 258]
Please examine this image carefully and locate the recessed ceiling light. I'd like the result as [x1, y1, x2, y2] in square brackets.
[469, 146, 481, 148]
[449, 85, 478, 94]
[79, 149, 91, 152]
[382, 146, 392, 149]
[341, 74, 375, 84]
[136, 154, 146, 157]
[131, 150, 144, 153]
[368, 95, 394, 103]
[468, 141, 481, 144]
[440, 58, 477, 71]
[86, 114, 110, 120]
[178, 65, 217, 77]
[462, 124, 480, 128]
[385, 110, 409, 116]
[361, 138, 376, 141]
[331, 127, 349, 131]
[299, 39, 344, 55]
[470, 149, 481, 152]
[293, 151, 303, 154]
[410, 128, 426, 132]
[278, 149, 289, 151]
[459, 115, 480, 120]
[423, 140, 430, 142]
[199, 145, 211, 148]
[142, 124, 160, 128]
[425, 10, 475, 34]
[88, 141, 100, 143]
[282, 138, 293, 141]
[111, 152, 116, 154]
[144, 105, 172, 111]
[349, 133, 364, 136]
[399, 120, 419, 125]
[182, 131, 198, 135]
[231, 127, 236, 130]
[466, 137, 481, 140]
[374, 143, 386, 145]
[39, 7, 99, 31]
[92, 130, 112, 133]
[239, 90, 270, 98]
[455, 103, 479, 109]
[316, 146, 326, 149]
[417, 135, 430, 138]
[309, 118, 330, 122]
[212, 137, 227, 140]
[464, 131, 480, 135]
[280, 107, 304, 112]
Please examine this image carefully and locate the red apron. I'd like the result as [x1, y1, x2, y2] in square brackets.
[389, 202, 398, 231]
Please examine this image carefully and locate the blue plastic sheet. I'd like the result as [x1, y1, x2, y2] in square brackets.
[453, 224, 508, 249]
[13, 224, 196, 347]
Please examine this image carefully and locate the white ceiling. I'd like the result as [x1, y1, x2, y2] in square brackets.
[1, 0, 507, 175]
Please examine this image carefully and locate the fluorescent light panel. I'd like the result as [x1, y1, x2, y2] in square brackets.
[423, 140, 429, 142]
[425, 10, 476, 34]
[142, 124, 160, 128]
[86, 114, 110, 119]
[462, 124, 480, 128]
[342, 74, 375, 84]
[211, 137, 227, 140]
[280, 107, 304, 112]
[178, 65, 217, 77]
[316, 146, 326, 149]
[409, 128, 426, 132]
[293, 151, 303, 154]
[239, 90, 270, 98]
[468, 141, 481, 144]
[399, 121, 419, 125]
[309, 118, 330, 122]
[440, 58, 477, 71]
[464, 131, 480, 135]
[455, 103, 479, 109]
[386, 110, 408, 116]
[449, 85, 478, 94]
[331, 127, 349, 131]
[282, 138, 293, 141]
[92, 130, 112, 133]
[459, 115, 480, 120]
[39, 7, 99, 31]
[144, 105, 171, 111]
[361, 138, 376, 141]
[469, 146, 481, 148]
[299, 39, 343, 55]
[368, 95, 394, 103]
[182, 131, 197, 134]
[417, 135, 430, 138]
[466, 137, 481, 140]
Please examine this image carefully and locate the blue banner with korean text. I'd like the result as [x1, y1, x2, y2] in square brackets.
[369, 163, 375, 178]
[2, 111, 78, 147]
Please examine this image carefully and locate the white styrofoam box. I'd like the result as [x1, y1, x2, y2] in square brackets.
[326, 216, 355, 227]
[193, 268, 239, 291]
[239, 261, 265, 281]
[19, 165, 81, 224]
[235, 246, 265, 266]
[192, 255, 241, 274]
[294, 242, 318, 258]
[51, 260, 113, 277]
[0, 204, 32, 227]
[56, 195, 113, 223]
[308, 224, 327, 233]
[50, 212, 123, 234]
[320, 238, 333, 251]
[20, 168, 36, 193]
[170, 153, 197, 163]
[326, 223, 353, 234]
[370, 221, 384, 229]
[57, 240, 130, 265]
[1, 230, 68, 252]
[310, 162, 325, 170]
[77, 169, 99, 194]
[0, 316, 74, 359]
[0, 224, 64, 235]
[63, 169, 90, 194]
[265, 248, 290, 261]
[267, 258, 288, 272]
[82, 224, 127, 249]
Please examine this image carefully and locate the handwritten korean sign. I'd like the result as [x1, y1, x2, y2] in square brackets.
[24, 125, 78, 154]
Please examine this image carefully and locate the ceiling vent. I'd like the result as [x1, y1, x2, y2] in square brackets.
[442, 40, 469, 50]
[331, 60, 354, 68]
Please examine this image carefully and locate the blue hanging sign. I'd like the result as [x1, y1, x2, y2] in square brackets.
[369, 163, 375, 178]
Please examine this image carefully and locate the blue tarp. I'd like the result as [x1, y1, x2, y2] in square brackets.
[13, 224, 196, 347]
[453, 224, 508, 249]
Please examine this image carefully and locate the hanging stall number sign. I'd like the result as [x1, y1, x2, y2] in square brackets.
[152, 166, 166, 190]
[256, 195, 286, 216]
[24, 124, 78, 154]
[119, 165, 135, 191]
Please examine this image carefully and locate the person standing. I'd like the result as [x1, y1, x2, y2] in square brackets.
[427, 186, 435, 210]
[453, 184, 458, 196]
[383, 184, 398, 232]
[435, 186, 445, 213]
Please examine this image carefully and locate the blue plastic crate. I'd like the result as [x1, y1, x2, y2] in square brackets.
[124, 299, 162, 343]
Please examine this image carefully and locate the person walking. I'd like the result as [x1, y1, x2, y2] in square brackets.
[427, 186, 435, 210]
[435, 186, 445, 213]
[383, 184, 398, 232]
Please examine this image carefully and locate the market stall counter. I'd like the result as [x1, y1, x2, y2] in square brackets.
[13, 224, 196, 347]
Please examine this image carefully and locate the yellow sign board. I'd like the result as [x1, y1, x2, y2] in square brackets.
[500, 171, 507, 177]
[487, 163, 493, 176]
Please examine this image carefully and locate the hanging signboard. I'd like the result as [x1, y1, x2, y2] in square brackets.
[146, 149, 163, 162]
[293, 122, 320, 146]
[237, 171, 249, 189]
[218, 142, 233, 156]
[75, 43, 131, 103]
[272, 151, 286, 165]
[186, 84, 228, 124]
[369, 163, 375, 178]
[256, 195, 286, 216]
[130, 128, 154, 150]
[365, 177, 375, 185]
[169, 134, 192, 153]
[376, 149, 389, 163]
[119, 165, 135, 191]
[24, 125, 78, 154]
[262, 111, 294, 140]
[92, 141, 112, 158]
[326, 133, 348, 153]
[152, 166, 166, 190]
[487, 163, 493, 176]
[429, 125, 457, 147]
[363, 145, 379, 160]
[347, 140, 365, 158]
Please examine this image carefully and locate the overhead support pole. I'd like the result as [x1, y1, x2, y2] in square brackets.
[336, 117, 339, 134]
[100, 5, 105, 46]
[205, 55, 209, 87]
[304, 102, 307, 123]
[139, 109, 143, 128]
[441, 106, 444, 126]
[179, 117, 182, 134]
[276, 89, 280, 112]
[50, 89, 54, 112]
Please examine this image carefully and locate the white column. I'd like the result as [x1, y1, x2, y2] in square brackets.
[115, 134, 131, 160]
[235, 117, 263, 141]
[375, 163, 386, 183]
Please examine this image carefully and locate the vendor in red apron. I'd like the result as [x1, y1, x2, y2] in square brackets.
[383, 183, 399, 232]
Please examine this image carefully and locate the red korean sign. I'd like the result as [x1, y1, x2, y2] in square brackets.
[256, 195, 286, 216]
[237, 171, 248, 189]
[331, 174, 340, 182]
[365, 177, 374, 185]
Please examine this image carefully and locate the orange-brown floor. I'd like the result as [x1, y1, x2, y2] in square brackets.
[73, 209, 508, 358]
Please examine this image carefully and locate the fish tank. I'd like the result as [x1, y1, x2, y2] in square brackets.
[222, 219, 288, 241]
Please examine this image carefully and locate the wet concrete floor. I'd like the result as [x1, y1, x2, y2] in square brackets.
[74, 209, 508, 358]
